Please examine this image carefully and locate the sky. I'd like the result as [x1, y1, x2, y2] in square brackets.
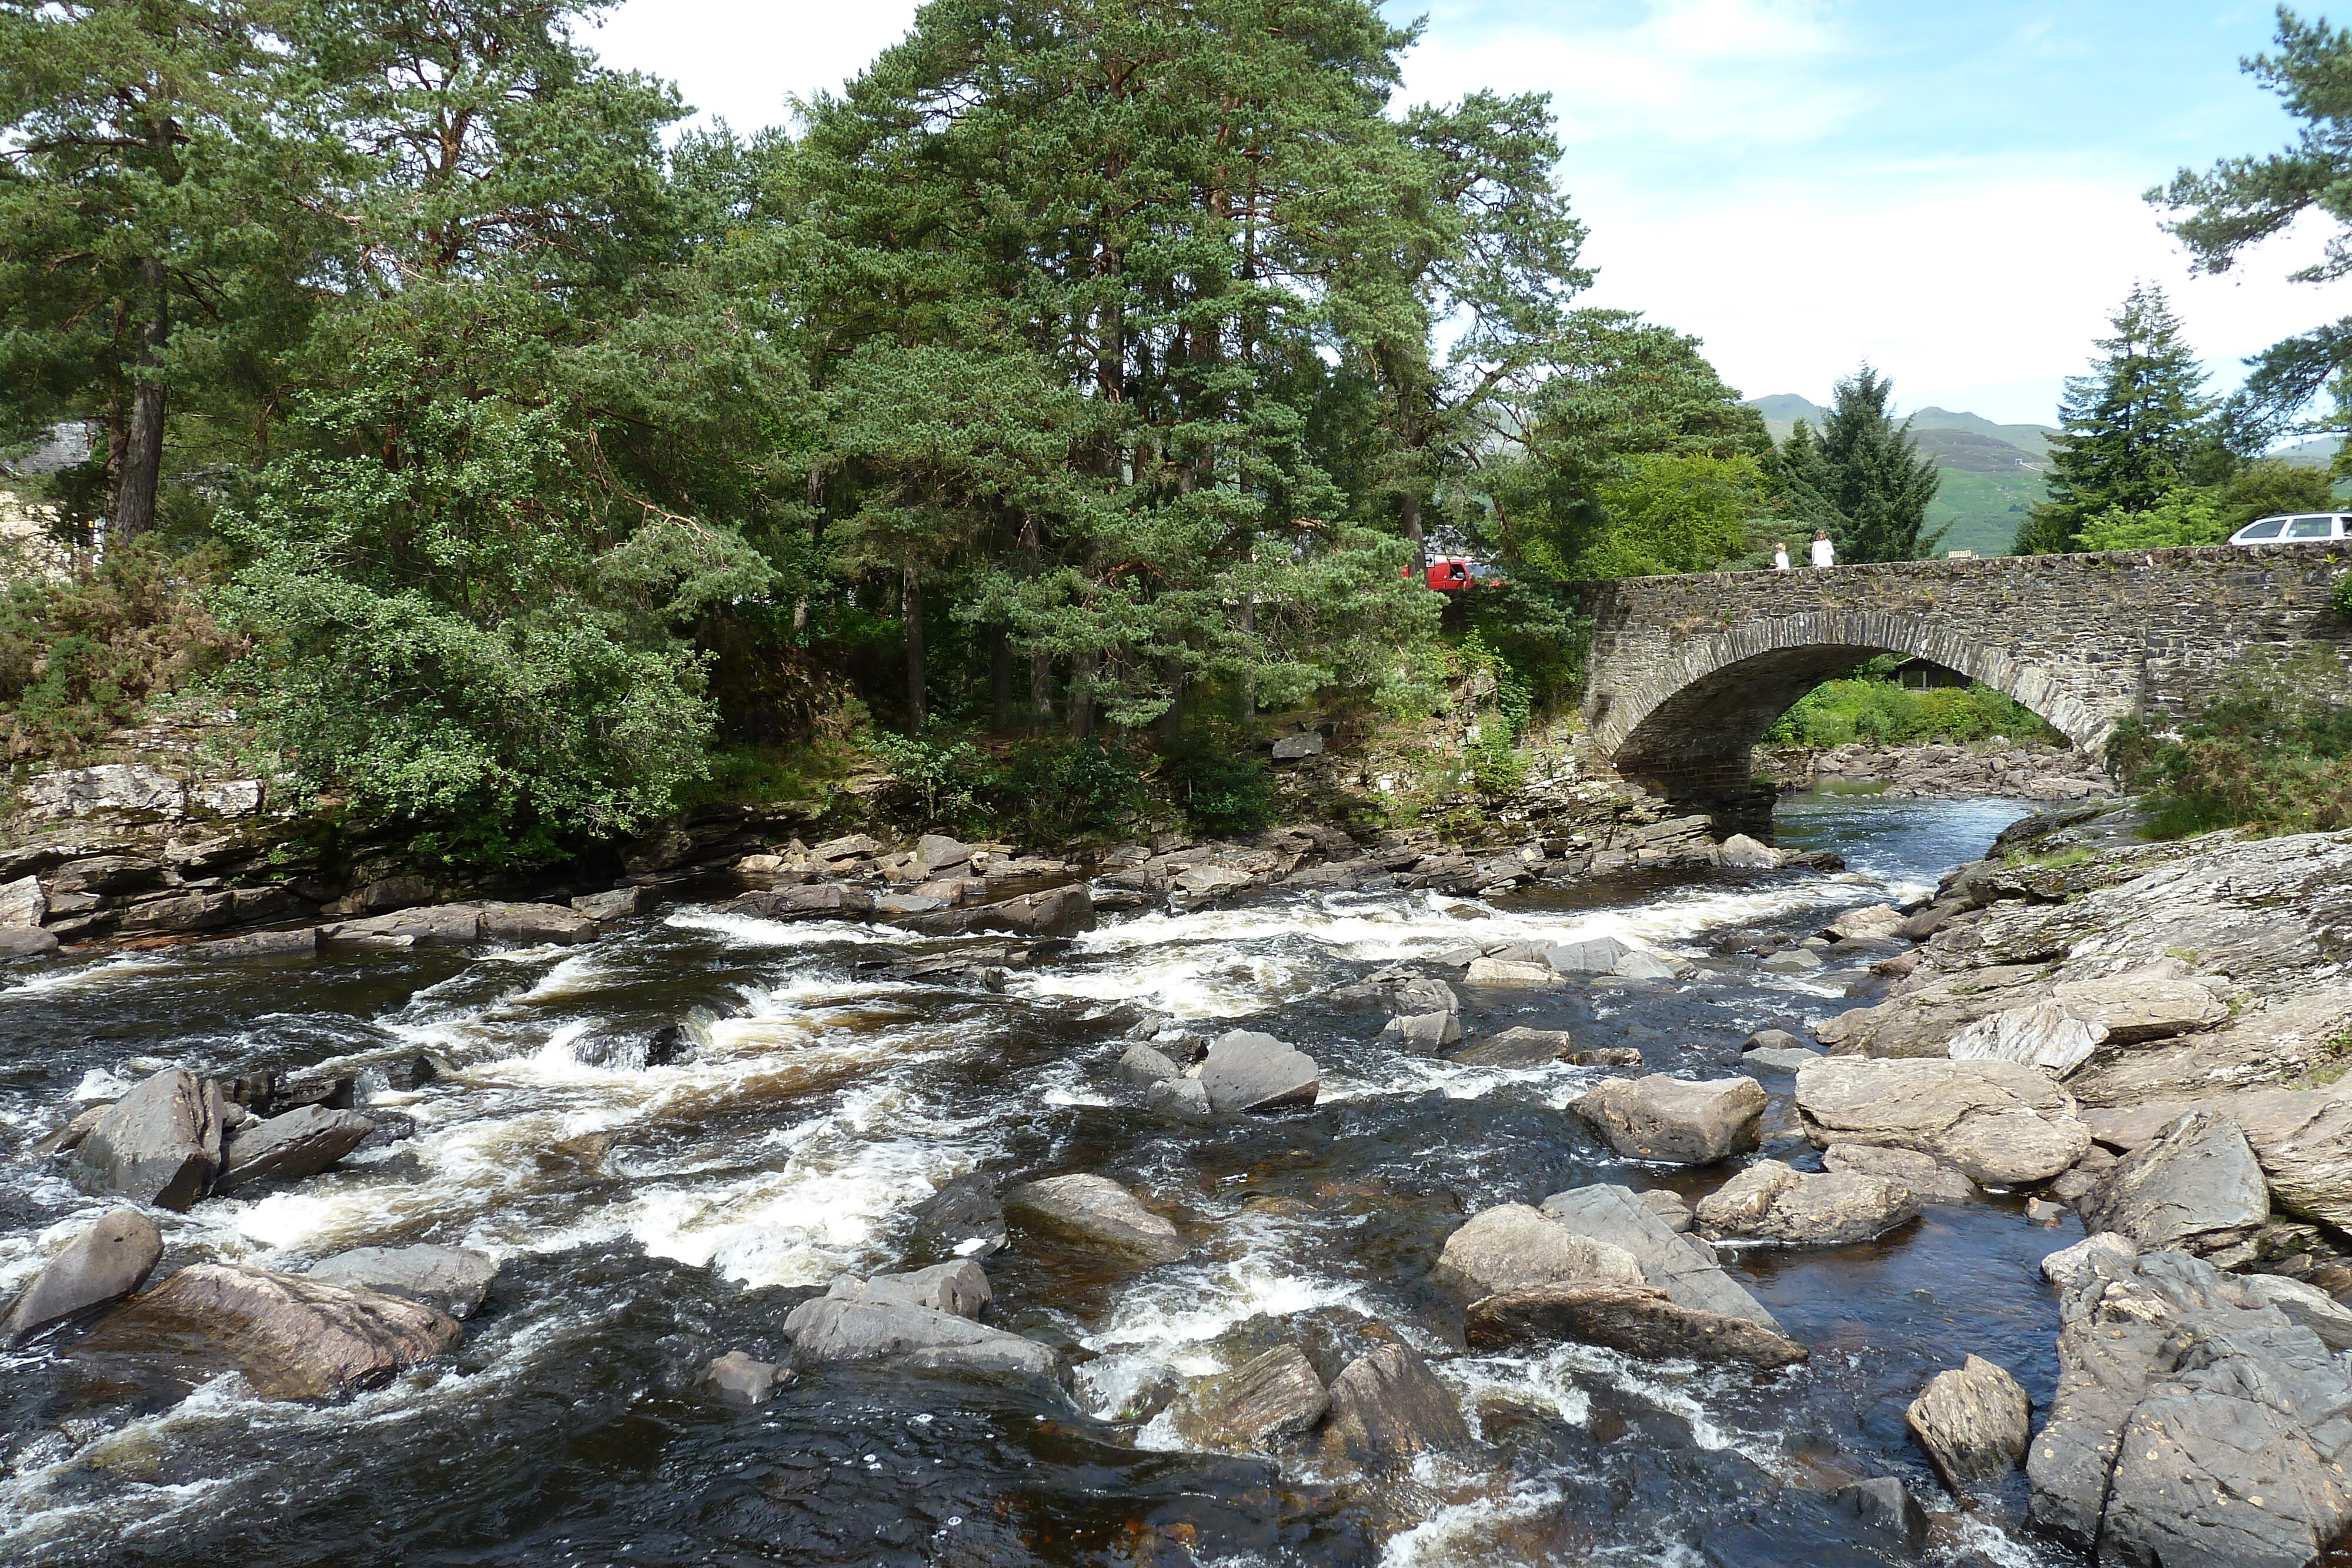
[584, 0, 2352, 428]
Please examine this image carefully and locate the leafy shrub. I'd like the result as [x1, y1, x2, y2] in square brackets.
[1765, 676, 2063, 748]
[2106, 647, 2352, 837]
[2076, 487, 2229, 551]
[866, 727, 988, 823]
[991, 737, 1147, 843]
[1161, 726, 1274, 835]
[2333, 571, 2352, 620]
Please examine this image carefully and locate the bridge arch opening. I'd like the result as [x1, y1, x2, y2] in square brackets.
[1590, 612, 2109, 814]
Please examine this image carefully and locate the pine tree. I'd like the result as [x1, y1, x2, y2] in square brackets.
[1775, 365, 1943, 562]
[2017, 284, 2216, 554]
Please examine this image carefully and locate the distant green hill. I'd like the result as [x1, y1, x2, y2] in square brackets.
[1743, 394, 2054, 557]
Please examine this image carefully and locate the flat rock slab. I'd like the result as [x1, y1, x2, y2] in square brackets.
[1465, 1283, 1809, 1368]
[1, 1209, 163, 1345]
[79, 1262, 461, 1399]
[782, 1297, 1054, 1380]
[1004, 1174, 1187, 1263]
[1539, 1184, 1782, 1329]
[1822, 1144, 1978, 1206]
[1147, 1077, 1213, 1121]
[1462, 957, 1561, 989]
[1544, 937, 1631, 975]
[215, 1105, 375, 1192]
[1572, 1075, 1766, 1165]
[2049, 972, 2228, 1045]
[1197, 1031, 1318, 1114]
[72, 1067, 224, 1212]
[1907, 1354, 2031, 1490]
[1946, 1000, 2110, 1075]
[1795, 1057, 2090, 1185]
[1316, 1342, 1471, 1467]
[1433, 1203, 1642, 1298]
[1695, 1160, 1923, 1246]
[2081, 1085, 2352, 1232]
[1452, 1027, 1573, 1068]
[826, 1259, 990, 1319]
[308, 1245, 500, 1319]
[2080, 1109, 2267, 1252]
[1171, 1344, 1329, 1450]
[1741, 1047, 1821, 1073]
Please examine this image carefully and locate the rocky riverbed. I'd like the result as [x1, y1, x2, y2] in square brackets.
[3, 793, 2350, 1567]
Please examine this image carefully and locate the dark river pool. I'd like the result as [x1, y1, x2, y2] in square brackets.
[1, 794, 2096, 1567]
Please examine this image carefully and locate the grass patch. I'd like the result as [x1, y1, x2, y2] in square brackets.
[1766, 665, 2064, 749]
[2107, 646, 2352, 838]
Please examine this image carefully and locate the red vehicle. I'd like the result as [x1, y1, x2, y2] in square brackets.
[1409, 557, 1502, 591]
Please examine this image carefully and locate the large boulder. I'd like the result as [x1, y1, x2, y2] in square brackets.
[1170, 1344, 1329, 1450]
[308, 1245, 500, 1319]
[2049, 971, 2229, 1045]
[1544, 936, 1631, 975]
[1945, 1000, 2111, 1075]
[907, 1175, 1006, 1263]
[824, 1260, 990, 1319]
[1464, 1283, 1808, 1368]
[1571, 1075, 1766, 1165]
[1315, 1342, 1471, 1467]
[781, 1296, 1054, 1380]
[1451, 1027, 1574, 1068]
[973, 884, 1094, 938]
[214, 1105, 376, 1192]
[1462, 957, 1562, 989]
[1116, 1044, 1181, 1085]
[1824, 904, 1904, 941]
[1693, 1160, 1922, 1246]
[78, 1262, 462, 1399]
[1, 1209, 164, 1345]
[1906, 1354, 2031, 1492]
[71, 1068, 224, 1211]
[473, 901, 599, 945]
[1432, 1203, 1641, 1298]
[1794, 1057, 2090, 1185]
[704, 1350, 785, 1405]
[1003, 1174, 1187, 1263]
[1538, 1183, 1783, 1329]
[1820, 1143, 1977, 1206]
[1381, 1011, 1462, 1049]
[2030, 1249, 2352, 1565]
[1386, 976, 1459, 1017]
[1715, 834, 1783, 870]
[2079, 1109, 2268, 1256]
[1197, 1030, 1318, 1114]
[2083, 1085, 2352, 1232]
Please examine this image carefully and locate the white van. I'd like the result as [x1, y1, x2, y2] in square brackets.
[2228, 513, 2352, 544]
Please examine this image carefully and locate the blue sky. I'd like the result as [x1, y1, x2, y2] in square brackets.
[588, 0, 2352, 427]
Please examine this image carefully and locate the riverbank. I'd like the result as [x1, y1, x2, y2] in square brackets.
[1756, 738, 2116, 802]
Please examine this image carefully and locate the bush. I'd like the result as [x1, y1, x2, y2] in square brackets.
[866, 727, 988, 824]
[2333, 571, 2352, 620]
[990, 737, 1147, 843]
[1765, 676, 2063, 748]
[2107, 647, 2352, 837]
[1161, 727, 1275, 836]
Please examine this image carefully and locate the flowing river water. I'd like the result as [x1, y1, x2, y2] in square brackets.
[0, 794, 2097, 1568]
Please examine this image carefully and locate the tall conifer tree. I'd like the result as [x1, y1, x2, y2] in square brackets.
[1775, 365, 1943, 562]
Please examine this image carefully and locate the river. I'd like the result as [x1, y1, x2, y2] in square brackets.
[0, 794, 2090, 1567]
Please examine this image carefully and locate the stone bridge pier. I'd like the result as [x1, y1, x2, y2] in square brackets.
[1569, 543, 2352, 825]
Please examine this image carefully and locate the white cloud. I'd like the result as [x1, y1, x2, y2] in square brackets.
[586, 0, 919, 132]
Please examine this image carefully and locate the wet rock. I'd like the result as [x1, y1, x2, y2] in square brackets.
[571, 885, 648, 921]
[908, 1175, 1007, 1263]
[1147, 1077, 1214, 1122]
[2079, 1109, 2269, 1254]
[1907, 1354, 2031, 1490]
[760, 882, 875, 921]
[1171, 1344, 1329, 1450]
[202, 926, 319, 960]
[1715, 834, 1783, 870]
[215, 1105, 376, 1192]
[82, 1262, 462, 1400]
[1794, 1057, 2090, 1185]
[1946, 999, 2110, 1075]
[1382, 1011, 1462, 1049]
[1462, 957, 1562, 989]
[2040, 1232, 2136, 1289]
[974, 884, 1094, 938]
[1543, 936, 1631, 975]
[1172, 864, 1255, 900]
[1824, 904, 1904, 941]
[1742, 1046, 1821, 1072]
[474, 901, 598, 945]
[1568, 1045, 1646, 1067]
[1117, 1044, 1181, 1085]
[1822, 1144, 1978, 1206]
[34, 1103, 111, 1158]
[1758, 950, 1825, 974]
[781, 1297, 1055, 1380]
[2030, 1249, 2352, 1565]
[0, 925, 60, 957]
[1432, 1203, 1642, 1297]
[1197, 1030, 1318, 1114]
[1316, 1342, 1471, 1467]
[1694, 1160, 1923, 1246]
[1464, 1283, 1808, 1367]
[825, 1260, 991, 1319]
[1571, 1075, 1766, 1165]
[308, 1245, 500, 1319]
[1828, 1478, 1929, 1553]
[1004, 1174, 1187, 1263]
[1450, 1026, 1573, 1068]
[321, 904, 483, 945]
[1612, 949, 1688, 981]
[72, 1067, 225, 1211]
[705, 1350, 784, 1405]
[1742, 1028, 1810, 1054]
[1386, 975, 1459, 1017]
[1, 1209, 165, 1345]
[1539, 1184, 1783, 1329]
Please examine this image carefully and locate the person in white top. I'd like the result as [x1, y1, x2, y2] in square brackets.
[1809, 529, 1835, 569]
[1772, 541, 1790, 571]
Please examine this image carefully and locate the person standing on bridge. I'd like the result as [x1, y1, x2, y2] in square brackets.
[1810, 529, 1835, 569]
[1773, 541, 1790, 571]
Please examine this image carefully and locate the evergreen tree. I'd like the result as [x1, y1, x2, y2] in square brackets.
[1775, 365, 1943, 562]
[2017, 284, 2217, 553]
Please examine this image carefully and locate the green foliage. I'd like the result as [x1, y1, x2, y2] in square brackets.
[0, 541, 235, 756]
[2107, 647, 2352, 837]
[2333, 570, 2352, 618]
[1773, 365, 1944, 563]
[866, 727, 988, 825]
[1572, 452, 1768, 577]
[2023, 285, 2220, 553]
[1161, 727, 1275, 837]
[2076, 487, 2230, 551]
[1765, 676, 2064, 749]
[2216, 458, 2337, 531]
[991, 738, 1147, 844]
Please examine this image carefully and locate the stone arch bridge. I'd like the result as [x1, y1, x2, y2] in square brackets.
[1570, 543, 2352, 817]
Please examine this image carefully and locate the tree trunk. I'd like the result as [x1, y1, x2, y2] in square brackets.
[1400, 489, 1426, 581]
[111, 255, 170, 546]
[1237, 595, 1257, 725]
[902, 565, 926, 729]
[1068, 648, 1097, 739]
[794, 467, 823, 636]
[1160, 654, 1184, 744]
[1020, 514, 1051, 728]
[989, 624, 1013, 731]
